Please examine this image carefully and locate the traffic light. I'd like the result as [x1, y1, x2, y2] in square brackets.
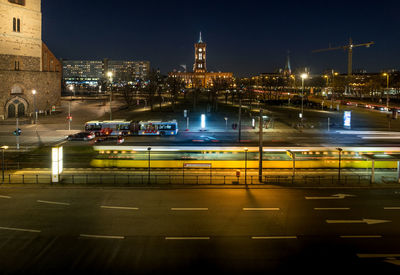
[67, 116, 72, 122]
[13, 128, 22, 136]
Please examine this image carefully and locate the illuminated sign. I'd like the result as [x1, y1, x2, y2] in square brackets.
[344, 111, 351, 128]
[201, 114, 206, 129]
[52, 146, 63, 183]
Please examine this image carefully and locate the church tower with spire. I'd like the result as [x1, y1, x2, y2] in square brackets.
[193, 32, 207, 73]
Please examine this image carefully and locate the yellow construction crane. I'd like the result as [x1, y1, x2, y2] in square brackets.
[313, 38, 374, 76]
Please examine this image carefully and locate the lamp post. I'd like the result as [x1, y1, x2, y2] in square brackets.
[107, 71, 113, 120]
[68, 86, 74, 131]
[337, 148, 343, 183]
[32, 89, 37, 124]
[1, 146, 8, 183]
[244, 148, 248, 185]
[147, 147, 151, 184]
[300, 73, 308, 127]
[383, 73, 390, 108]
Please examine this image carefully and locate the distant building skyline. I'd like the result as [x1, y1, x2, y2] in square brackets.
[62, 59, 150, 86]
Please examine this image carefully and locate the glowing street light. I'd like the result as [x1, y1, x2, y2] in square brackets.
[107, 71, 113, 120]
[383, 73, 390, 107]
[32, 89, 37, 124]
[300, 73, 308, 127]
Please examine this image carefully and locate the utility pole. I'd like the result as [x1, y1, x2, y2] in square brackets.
[259, 107, 263, 182]
[16, 117, 19, 150]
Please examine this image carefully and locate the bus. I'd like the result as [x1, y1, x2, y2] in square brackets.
[138, 120, 178, 136]
[85, 120, 137, 136]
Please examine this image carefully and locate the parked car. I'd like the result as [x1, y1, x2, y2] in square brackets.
[67, 132, 95, 141]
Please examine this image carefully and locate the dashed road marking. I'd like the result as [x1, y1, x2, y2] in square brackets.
[252, 236, 297, 240]
[80, 234, 125, 240]
[0, 226, 41, 233]
[243, 208, 280, 211]
[37, 200, 70, 206]
[165, 237, 210, 240]
[101, 206, 139, 210]
[340, 235, 382, 239]
[171, 208, 208, 211]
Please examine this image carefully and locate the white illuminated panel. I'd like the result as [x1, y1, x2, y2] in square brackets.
[201, 114, 206, 129]
[52, 146, 63, 183]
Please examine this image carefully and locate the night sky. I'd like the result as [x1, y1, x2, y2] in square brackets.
[42, 0, 400, 77]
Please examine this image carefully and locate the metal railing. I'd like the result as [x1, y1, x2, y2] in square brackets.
[0, 173, 381, 186]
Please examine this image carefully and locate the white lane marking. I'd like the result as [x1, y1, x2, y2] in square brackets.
[80, 234, 125, 240]
[314, 208, 350, 211]
[0, 226, 41, 233]
[0, 195, 11, 199]
[340, 235, 382, 239]
[165, 237, 210, 240]
[101, 206, 139, 210]
[252, 236, 297, 240]
[37, 200, 70, 206]
[326, 219, 391, 225]
[171, 208, 208, 211]
[384, 207, 400, 210]
[243, 208, 280, 211]
[305, 194, 355, 200]
[357, 254, 400, 258]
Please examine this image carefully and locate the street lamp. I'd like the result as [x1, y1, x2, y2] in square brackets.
[68, 86, 74, 131]
[107, 71, 113, 120]
[337, 148, 343, 183]
[1, 146, 8, 183]
[300, 73, 308, 127]
[147, 147, 151, 184]
[383, 73, 390, 107]
[244, 148, 248, 185]
[32, 89, 37, 124]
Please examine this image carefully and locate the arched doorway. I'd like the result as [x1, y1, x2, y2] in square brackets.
[8, 104, 16, 118]
[5, 97, 28, 119]
[18, 103, 25, 116]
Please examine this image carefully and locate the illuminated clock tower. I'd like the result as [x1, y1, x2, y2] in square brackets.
[193, 32, 207, 73]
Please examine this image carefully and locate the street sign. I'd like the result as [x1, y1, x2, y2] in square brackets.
[13, 128, 21, 136]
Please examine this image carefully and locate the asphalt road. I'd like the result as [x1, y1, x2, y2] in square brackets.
[0, 187, 399, 274]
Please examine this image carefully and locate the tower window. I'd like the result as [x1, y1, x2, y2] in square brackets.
[8, 0, 25, 6]
[199, 53, 203, 60]
[13, 18, 21, 32]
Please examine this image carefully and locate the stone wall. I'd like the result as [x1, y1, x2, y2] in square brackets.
[0, 70, 61, 119]
[0, 53, 40, 71]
